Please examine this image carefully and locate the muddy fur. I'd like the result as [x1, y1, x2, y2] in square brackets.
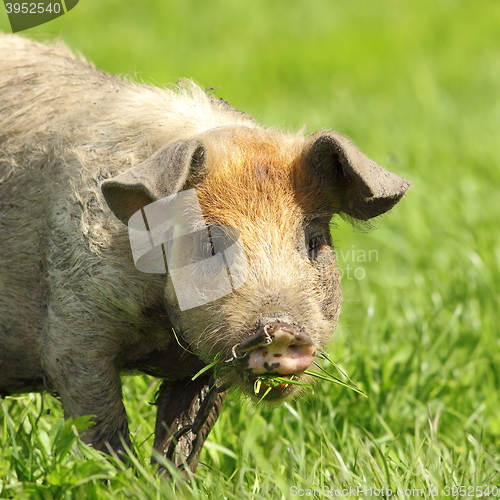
[0, 34, 409, 456]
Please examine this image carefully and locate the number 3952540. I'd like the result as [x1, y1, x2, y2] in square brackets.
[5, 3, 62, 14]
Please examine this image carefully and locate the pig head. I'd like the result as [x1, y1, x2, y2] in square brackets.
[102, 126, 409, 402]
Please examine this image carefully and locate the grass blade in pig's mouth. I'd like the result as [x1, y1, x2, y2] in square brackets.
[251, 373, 312, 400]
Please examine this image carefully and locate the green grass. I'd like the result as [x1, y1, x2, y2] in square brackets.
[1, 0, 500, 498]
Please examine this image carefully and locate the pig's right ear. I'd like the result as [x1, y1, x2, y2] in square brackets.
[305, 132, 410, 221]
[101, 139, 205, 225]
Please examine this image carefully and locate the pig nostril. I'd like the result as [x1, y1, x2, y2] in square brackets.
[274, 354, 282, 358]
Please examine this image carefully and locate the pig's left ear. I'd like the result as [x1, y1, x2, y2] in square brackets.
[101, 139, 205, 225]
[305, 132, 410, 220]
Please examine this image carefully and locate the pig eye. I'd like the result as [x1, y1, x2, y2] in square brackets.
[308, 235, 324, 260]
[204, 225, 217, 257]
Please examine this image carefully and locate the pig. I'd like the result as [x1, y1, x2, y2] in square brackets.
[0, 34, 410, 470]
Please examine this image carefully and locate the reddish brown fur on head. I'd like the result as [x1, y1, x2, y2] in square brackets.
[195, 127, 339, 230]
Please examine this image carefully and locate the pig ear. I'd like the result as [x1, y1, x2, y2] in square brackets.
[305, 132, 410, 221]
[101, 139, 205, 225]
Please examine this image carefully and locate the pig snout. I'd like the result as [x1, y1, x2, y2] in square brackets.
[235, 323, 315, 376]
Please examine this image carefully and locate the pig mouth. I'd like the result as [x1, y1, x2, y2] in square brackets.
[239, 372, 312, 401]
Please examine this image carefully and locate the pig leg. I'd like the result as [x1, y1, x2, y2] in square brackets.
[153, 375, 226, 472]
[40, 323, 131, 455]
[55, 362, 130, 454]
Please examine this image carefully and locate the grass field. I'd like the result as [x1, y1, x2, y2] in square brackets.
[1, 0, 500, 498]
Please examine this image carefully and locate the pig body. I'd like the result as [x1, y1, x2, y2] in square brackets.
[0, 34, 409, 466]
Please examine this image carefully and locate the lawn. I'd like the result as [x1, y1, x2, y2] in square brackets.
[1, 0, 499, 498]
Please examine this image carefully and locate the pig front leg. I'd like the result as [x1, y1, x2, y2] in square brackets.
[59, 365, 130, 455]
[40, 334, 131, 455]
[153, 374, 226, 472]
